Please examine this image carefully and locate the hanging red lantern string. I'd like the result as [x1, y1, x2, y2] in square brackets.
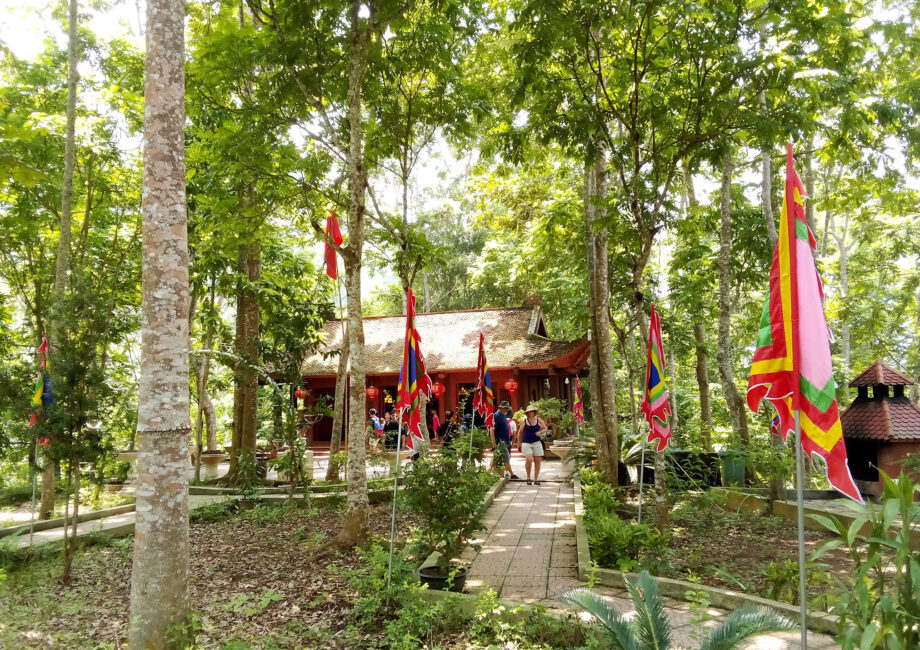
[294, 388, 307, 400]
[366, 386, 380, 400]
[503, 377, 519, 393]
[431, 382, 445, 398]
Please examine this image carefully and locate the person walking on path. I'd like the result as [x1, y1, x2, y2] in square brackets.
[492, 402, 519, 479]
[520, 404, 548, 485]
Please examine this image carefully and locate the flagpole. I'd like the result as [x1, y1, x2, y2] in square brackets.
[386, 409, 404, 593]
[28, 442, 38, 547]
[794, 409, 808, 648]
[637, 426, 647, 523]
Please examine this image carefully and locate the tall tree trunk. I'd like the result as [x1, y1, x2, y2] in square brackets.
[325, 327, 349, 482]
[684, 162, 713, 452]
[195, 285, 217, 454]
[41, 0, 80, 521]
[129, 0, 191, 643]
[761, 142, 779, 249]
[335, 0, 372, 547]
[912, 284, 920, 403]
[583, 152, 619, 485]
[693, 322, 713, 451]
[229, 241, 260, 479]
[760, 141, 784, 503]
[716, 151, 751, 455]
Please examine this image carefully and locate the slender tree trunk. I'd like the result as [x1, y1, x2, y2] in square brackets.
[668, 345, 678, 436]
[129, 0, 191, 643]
[195, 289, 217, 453]
[335, 0, 372, 547]
[839, 229, 851, 375]
[716, 152, 750, 454]
[42, 0, 81, 521]
[684, 162, 713, 452]
[326, 328, 349, 481]
[229, 241, 260, 479]
[912, 284, 920, 403]
[693, 323, 713, 451]
[583, 153, 619, 485]
[761, 141, 779, 249]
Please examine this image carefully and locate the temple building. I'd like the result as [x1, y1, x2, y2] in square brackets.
[841, 361, 920, 495]
[297, 297, 589, 448]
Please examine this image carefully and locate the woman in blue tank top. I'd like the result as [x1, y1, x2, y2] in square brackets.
[520, 404, 547, 485]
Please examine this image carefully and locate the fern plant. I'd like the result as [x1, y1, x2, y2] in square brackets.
[562, 571, 796, 650]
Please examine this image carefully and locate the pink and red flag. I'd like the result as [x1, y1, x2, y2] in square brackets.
[573, 377, 585, 425]
[324, 210, 343, 280]
[395, 288, 432, 449]
[472, 333, 495, 427]
[747, 144, 862, 502]
[641, 305, 672, 452]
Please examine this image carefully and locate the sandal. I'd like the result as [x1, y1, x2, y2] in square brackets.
[534, 480, 541, 486]
[526, 479, 532, 485]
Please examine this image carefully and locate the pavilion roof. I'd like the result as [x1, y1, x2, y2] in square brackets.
[299, 305, 588, 376]
[848, 361, 915, 387]
[841, 396, 920, 441]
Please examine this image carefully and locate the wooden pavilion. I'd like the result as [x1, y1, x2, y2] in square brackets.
[297, 297, 590, 448]
[841, 361, 920, 495]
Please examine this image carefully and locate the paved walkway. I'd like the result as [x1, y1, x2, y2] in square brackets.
[463, 474, 839, 649]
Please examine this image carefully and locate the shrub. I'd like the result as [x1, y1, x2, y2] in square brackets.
[189, 499, 236, 524]
[400, 447, 493, 570]
[811, 471, 920, 649]
[585, 511, 668, 572]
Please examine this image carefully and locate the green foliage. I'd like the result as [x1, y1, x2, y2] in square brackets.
[760, 559, 836, 610]
[562, 571, 796, 650]
[581, 476, 667, 572]
[810, 471, 920, 649]
[189, 499, 236, 524]
[400, 447, 493, 569]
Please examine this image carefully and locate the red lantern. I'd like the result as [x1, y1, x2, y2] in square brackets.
[431, 382, 445, 398]
[294, 388, 307, 400]
[366, 386, 379, 400]
[503, 377, 519, 393]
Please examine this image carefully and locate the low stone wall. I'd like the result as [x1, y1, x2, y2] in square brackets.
[573, 480, 840, 635]
[711, 487, 920, 549]
[0, 502, 136, 538]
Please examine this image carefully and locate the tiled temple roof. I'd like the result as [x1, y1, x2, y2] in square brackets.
[300, 305, 588, 376]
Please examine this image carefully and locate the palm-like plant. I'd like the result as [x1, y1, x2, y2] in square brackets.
[562, 571, 796, 650]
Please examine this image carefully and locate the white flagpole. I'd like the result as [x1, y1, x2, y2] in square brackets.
[28, 443, 38, 547]
[637, 425, 647, 523]
[794, 409, 808, 649]
[386, 409, 405, 592]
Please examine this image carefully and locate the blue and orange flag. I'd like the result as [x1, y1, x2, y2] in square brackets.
[747, 144, 862, 502]
[573, 377, 585, 425]
[641, 305, 672, 452]
[395, 288, 432, 449]
[29, 334, 53, 435]
[472, 333, 495, 427]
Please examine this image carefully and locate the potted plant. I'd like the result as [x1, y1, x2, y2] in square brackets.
[105, 461, 132, 492]
[402, 448, 492, 592]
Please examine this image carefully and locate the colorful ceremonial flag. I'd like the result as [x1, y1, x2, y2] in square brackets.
[573, 377, 585, 425]
[395, 288, 432, 450]
[29, 334, 53, 428]
[324, 210, 343, 280]
[641, 304, 672, 452]
[747, 143, 862, 503]
[472, 333, 495, 428]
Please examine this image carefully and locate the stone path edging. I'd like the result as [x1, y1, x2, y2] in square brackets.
[0, 503, 136, 539]
[573, 479, 840, 636]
